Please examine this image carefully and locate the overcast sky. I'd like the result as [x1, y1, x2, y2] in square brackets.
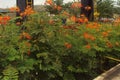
[0, 0, 73, 8]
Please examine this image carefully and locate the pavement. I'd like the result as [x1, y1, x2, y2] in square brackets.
[94, 64, 120, 80]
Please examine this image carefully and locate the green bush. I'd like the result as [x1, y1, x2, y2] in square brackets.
[0, 12, 120, 80]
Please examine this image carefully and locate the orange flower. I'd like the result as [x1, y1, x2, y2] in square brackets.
[70, 16, 76, 22]
[102, 32, 109, 37]
[85, 44, 91, 49]
[83, 32, 90, 39]
[3, 16, 11, 21]
[86, 22, 100, 29]
[106, 41, 113, 48]
[57, 6, 62, 11]
[16, 22, 21, 26]
[64, 42, 72, 49]
[0, 16, 3, 20]
[53, 5, 62, 11]
[0, 16, 3, 24]
[20, 6, 34, 17]
[45, 0, 53, 5]
[22, 32, 32, 40]
[49, 19, 54, 24]
[0, 16, 10, 25]
[84, 18, 88, 23]
[9, 7, 20, 12]
[77, 18, 84, 23]
[20, 32, 32, 40]
[83, 32, 95, 41]
[76, 16, 88, 23]
[16, 7, 20, 12]
[114, 18, 120, 23]
[62, 11, 69, 16]
[9, 7, 16, 12]
[71, 2, 82, 8]
[25, 6, 35, 15]
[85, 6, 91, 11]
[20, 13, 25, 17]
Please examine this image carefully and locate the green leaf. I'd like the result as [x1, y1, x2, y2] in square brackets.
[36, 52, 48, 58]
[2, 65, 18, 80]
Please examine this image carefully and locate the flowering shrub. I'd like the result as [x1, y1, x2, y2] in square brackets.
[0, 1, 120, 80]
[1, 11, 120, 79]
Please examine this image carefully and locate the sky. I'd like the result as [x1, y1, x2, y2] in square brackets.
[0, 0, 73, 8]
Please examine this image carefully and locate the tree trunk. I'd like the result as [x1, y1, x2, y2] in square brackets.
[81, 0, 94, 21]
[16, 0, 33, 16]
[16, 0, 26, 16]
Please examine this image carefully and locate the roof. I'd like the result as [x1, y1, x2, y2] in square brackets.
[94, 64, 120, 80]
[0, 9, 9, 13]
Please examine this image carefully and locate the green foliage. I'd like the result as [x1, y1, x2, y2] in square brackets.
[0, 11, 120, 80]
[2, 65, 18, 80]
[97, 0, 114, 18]
[45, 0, 63, 14]
[54, 0, 63, 6]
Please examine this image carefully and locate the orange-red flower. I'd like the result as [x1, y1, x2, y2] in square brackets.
[102, 31, 109, 37]
[49, 19, 54, 24]
[86, 22, 100, 30]
[45, 0, 53, 5]
[0, 16, 3, 20]
[53, 5, 62, 11]
[85, 44, 91, 49]
[57, 6, 62, 11]
[71, 2, 82, 8]
[62, 11, 69, 16]
[9, 7, 20, 12]
[106, 41, 113, 48]
[0, 16, 3, 24]
[77, 17, 88, 23]
[21, 32, 32, 40]
[16, 22, 21, 26]
[85, 6, 91, 11]
[83, 32, 95, 41]
[0, 16, 11, 25]
[77, 18, 84, 23]
[70, 16, 76, 22]
[64, 42, 72, 49]
[3, 16, 11, 21]
[84, 18, 88, 23]
[20, 6, 35, 17]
